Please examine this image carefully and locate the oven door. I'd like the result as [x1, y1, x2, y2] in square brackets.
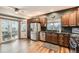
[70, 38, 77, 48]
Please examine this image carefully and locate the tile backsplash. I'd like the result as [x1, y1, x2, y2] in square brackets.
[62, 27, 72, 33]
[72, 28, 79, 33]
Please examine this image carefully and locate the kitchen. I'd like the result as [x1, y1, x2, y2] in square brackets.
[0, 6, 78, 53]
[27, 6, 79, 53]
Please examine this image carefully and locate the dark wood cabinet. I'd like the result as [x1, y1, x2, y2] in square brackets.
[77, 8, 79, 26]
[58, 34, 70, 47]
[69, 11, 77, 26]
[58, 34, 64, 46]
[61, 13, 70, 26]
[61, 14, 66, 26]
[39, 16, 47, 31]
[51, 34, 58, 44]
[63, 34, 70, 47]
[46, 33, 53, 43]
[31, 18, 40, 23]
[46, 33, 58, 44]
[45, 32, 70, 48]
[61, 9, 77, 27]
[39, 16, 47, 27]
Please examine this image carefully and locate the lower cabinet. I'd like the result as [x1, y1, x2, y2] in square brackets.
[63, 34, 70, 47]
[46, 33, 53, 43]
[45, 32, 70, 48]
[51, 34, 58, 44]
[46, 33, 58, 44]
[58, 34, 64, 46]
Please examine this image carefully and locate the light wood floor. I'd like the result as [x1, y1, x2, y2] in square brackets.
[29, 41, 70, 53]
[0, 39, 70, 53]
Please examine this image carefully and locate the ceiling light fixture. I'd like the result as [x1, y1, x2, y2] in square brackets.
[15, 8, 19, 12]
[8, 6, 20, 13]
[14, 8, 20, 14]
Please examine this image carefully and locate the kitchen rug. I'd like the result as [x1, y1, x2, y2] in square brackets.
[43, 42, 60, 52]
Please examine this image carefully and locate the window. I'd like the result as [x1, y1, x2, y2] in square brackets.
[21, 22, 27, 32]
[47, 22, 61, 32]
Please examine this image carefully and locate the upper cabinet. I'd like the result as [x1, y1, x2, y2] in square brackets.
[39, 16, 47, 27]
[30, 18, 40, 23]
[61, 13, 70, 26]
[69, 10, 77, 26]
[30, 16, 47, 26]
[77, 8, 79, 26]
[61, 9, 77, 27]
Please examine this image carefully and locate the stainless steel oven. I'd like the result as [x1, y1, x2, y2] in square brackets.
[70, 34, 79, 53]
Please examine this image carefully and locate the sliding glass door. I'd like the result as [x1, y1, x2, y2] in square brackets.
[1, 19, 11, 41]
[1, 19, 19, 42]
[11, 21, 19, 40]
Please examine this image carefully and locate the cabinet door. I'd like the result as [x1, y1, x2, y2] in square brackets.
[61, 14, 65, 26]
[77, 8, 79, 26]
[46, 33, 52, 43]
[63, 34, 70, 47]
[39, 16, 46, 27]
[31, 18, 40, 23]
[69, 11, 77, 26]
[58, 34, 64, 46]
[51, 34, 58, 44]
[61, 13, 69, 26]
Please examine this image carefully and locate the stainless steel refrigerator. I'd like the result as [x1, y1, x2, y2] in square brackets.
[30, 23, 41, 40]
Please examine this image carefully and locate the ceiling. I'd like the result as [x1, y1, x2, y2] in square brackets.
[13, 6, 75, 19]
[0, 6, 76, 19]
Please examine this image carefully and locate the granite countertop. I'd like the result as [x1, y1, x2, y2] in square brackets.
[40, 31, 70, 34]
[40, 31, 79, 35]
